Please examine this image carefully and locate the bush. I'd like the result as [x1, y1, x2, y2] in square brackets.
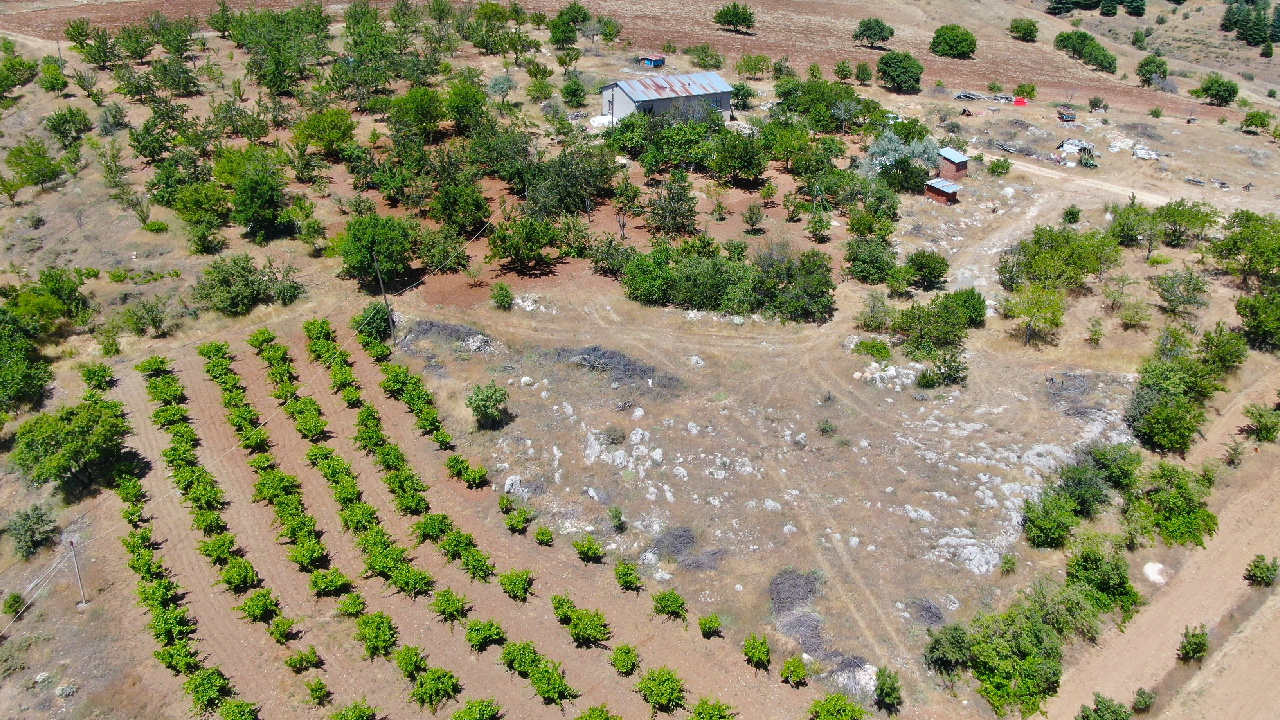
[615, 560, 643, 591]
[874, 667, 903, 713]
[1177, 624, 1208, 661]
[331, 699, 378, 720]
[743, 633, 770, 669]
[808, 694, 869, 720]
[551, 594, 577, 623]
[988, 157, 1012, 176]
[3, 592, 25, 616]
[1243, 403, 1280, 442]
[636, 666, 686, 713]
[1189, 72, 1238, 106]
[1009, 18, 1039, 42]
[1132, 688, 1155, 713]
[491, 282, 513, 310]
[284, 645, 321, 673]
[652, 589, 687, 620]
[877, 51, 923, 93]
[854, 339, 892, 362]
[930, 25, 977, 58]
[1075, 693, 1132, 720]
[192, 253, 302, 316]
[1244, 554, 1278, 587]
[432, 588, 470, 624]
[572, 535, 605, 563]
[781, 656, 808, 687]
[498, 569, 534, 601]
[569, 608, 612, 646]
[411, 668, 463, 712]
[7, 504, 58, 559]
[451, 699, 502, 720]
[610, 644, 640, 675]
[465, 621, 507, 654]
[355, 612, 398, 658]
[466, 382, 508, 429]
[1014, 83, 1037, 99]
[906, 249, 949, 290]
[689, 698, 736, 720]
[699, 614, 722, 638]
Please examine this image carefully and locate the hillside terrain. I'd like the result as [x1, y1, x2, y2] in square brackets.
[0, 1, 1275, 719]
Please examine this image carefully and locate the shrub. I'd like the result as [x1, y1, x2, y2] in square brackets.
[689, 698, 736, 720]
[808, 693, 869, 720]
[699, 614, 722, 638]
[1132, 688, 1156, 713]
[411, 668, 463, 712]
[355, 612, 398, 658]
[192, 254, 302, 316]
[1075, 693, 1132, 720]
[331, 699, 378, 720]
[1009, 18, 1038, 42]
[184, 667, 233, 714]
[610, 644, 640, 675]
[7, 505, 58, 559]
[652, 589, 687, 620]
[460, 548, 495, 581]
[465, 619, 507, 651]
[905, 249, 949, 290]
[304, 678, 331, 706]
[1244, 555, 1278, 587]
[615, 560, 643, 592]
[3, 592, 25, 616]
[284, 645, 321, 672]
[573, 535, 605, 563]
[505, 507, 534, 534]
[529, 659, 579, 706]
[432, 588, 470, 624]
[636, 666, 686, 713]
[854, 339, 892, 362]
[220, 557, 261, 594]
[534, 526, 554, 546]
[988, 157, 1012, 176]
[466, 382, 508, 429]
[1243, 403, 1280, 442]
[930, 25, 977, 58]
[568, 608, 612, 646]
[1014, 82, 1037, 99]
[551, 594, 577, 623]
[742, 633, 770, 669]
[498, 569, 534, 601]
[1177, 624, 1208, 662]
[874, 668, 903, 713]
[451, 699, 502, 720]
[491, 282, 513, 310]
[781, 656, 808, 687]
[500, 641, 541, 676]
[1189, 72, 1238, 106]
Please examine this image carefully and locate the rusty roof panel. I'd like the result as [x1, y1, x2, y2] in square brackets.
[610, 72, 733, 102]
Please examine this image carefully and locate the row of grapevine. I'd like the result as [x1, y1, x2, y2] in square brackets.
[116, 359, 259, 719]
[247, 327, 509, 718]
[138, 356, 327, 695]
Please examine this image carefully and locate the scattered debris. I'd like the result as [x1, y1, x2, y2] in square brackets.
[1184, 177, 1206, 186]
[555, 345, 681, 392]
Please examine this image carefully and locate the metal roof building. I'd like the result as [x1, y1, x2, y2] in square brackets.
[601, 72, 734, 122]
[937, 147, 969, 164]
[937, 147, 969, 180]
[925, 177, 962, 204]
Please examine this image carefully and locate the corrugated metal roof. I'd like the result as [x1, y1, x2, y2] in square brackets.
[926, 178, 962, 193]
[609, 72, 732, 102]
[938, 147, 969, 164]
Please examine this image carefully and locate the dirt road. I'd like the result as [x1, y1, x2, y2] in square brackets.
[1008, 160, 1171, 206]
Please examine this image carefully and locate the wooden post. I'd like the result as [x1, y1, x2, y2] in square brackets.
[70, 541, 87, 606]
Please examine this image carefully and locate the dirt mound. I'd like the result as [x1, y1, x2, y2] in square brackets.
[554, 345, 681, 391]
[769, 568, 821, 615]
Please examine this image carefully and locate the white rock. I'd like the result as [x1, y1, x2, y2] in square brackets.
[1143, 562, 1167, 584]
[783, 524, 798, 534]
[764, 499, 782, 511]
[520, 376, 534, 387]
[849, 536, 860, 548]
[631, 407, 645, 420]
[653, 569, 673, 581]
[688, 355, 705, 368]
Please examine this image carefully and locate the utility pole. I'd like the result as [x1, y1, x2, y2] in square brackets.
[70, 541, 87, 606]
[372, 249, 395, 347]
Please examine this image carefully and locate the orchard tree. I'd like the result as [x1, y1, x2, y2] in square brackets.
[1009, 18, 1039, 42]
[877, 51, 923, 93]
[713, 3, 756, 33]
[338, 213, 421, 285]
[1189, 72, 1238, 106]
[6, 136, 63, 188]
[1136, 53, 1168, 86]
[853, 18, 895, 48]
[855, 61, 873, 85]
[467, 381, 509, 429]
[930, 25, 977, 58]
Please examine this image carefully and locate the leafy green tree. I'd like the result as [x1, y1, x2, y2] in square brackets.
[1009, 18, 1039, 42]
[1005, 284, 1065, 344]
[465, 382, 508, 429]
[930, 25, 977, 58]
[1023, 491, 1079, 548]
[708, 129, 767, 183]
[44, 107, 93, 150]
[228, 154, 287, 242]
[781, 656, 808, 687]
[876, 52, 923, 93]
[491, 282, 514, 310]
[1150, 268, 1208, 316]
[338, 213, 420, 285]
[293, 108, 355, 157]
[1136, 54, 1168, 86]
[6, 136, 63, 188]
[713, 3, 756, 32]
[548, 17, 577, 49]
[1244, 554, 1279, 586]
[1189, 72, 1238, 106]
[874, 667, 903, 714]
[853, 18, 895, 47]
[192, 253, 302, 316]
[646, 170, 699, 234]
[906, 249, 949, 290]
[11, 398, 130, 496]
[855, 61, 873, 85]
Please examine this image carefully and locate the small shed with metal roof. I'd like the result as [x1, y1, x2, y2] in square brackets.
[602, 71, 733, 122]
[638, 54, 666, 67]
[937, 147, 969, 180]
[925, 177, 962, 204]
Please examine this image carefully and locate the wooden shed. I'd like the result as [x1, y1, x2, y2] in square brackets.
[925, 178, 962, 205]
[937, 147, 969, 180]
